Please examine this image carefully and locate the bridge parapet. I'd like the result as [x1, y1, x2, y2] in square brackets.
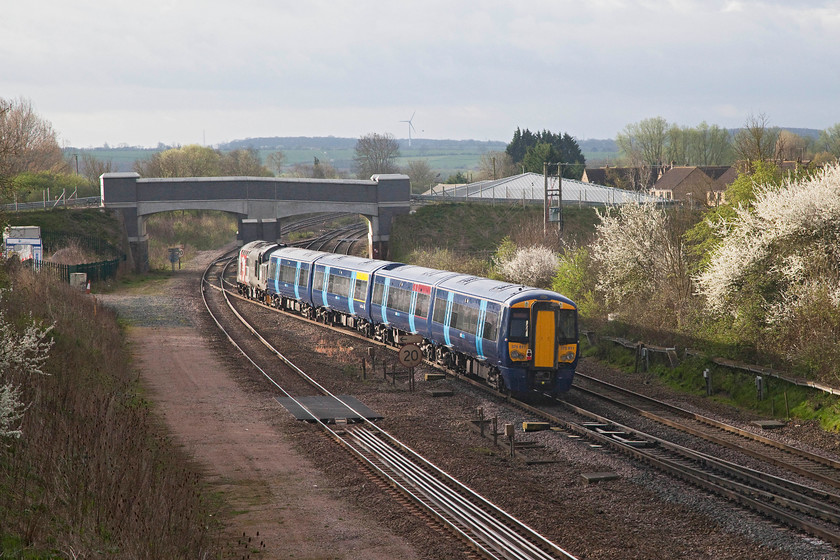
[101, 172, 410, 271]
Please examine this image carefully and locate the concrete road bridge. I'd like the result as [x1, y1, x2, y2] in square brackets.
[100, 172, 411, 271]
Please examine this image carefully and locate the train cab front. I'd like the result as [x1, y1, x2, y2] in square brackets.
[503, 298, 578, 396]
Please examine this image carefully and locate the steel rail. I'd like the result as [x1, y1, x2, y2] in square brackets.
[509, 395, 840, 546]
[573, 371, 840, 488]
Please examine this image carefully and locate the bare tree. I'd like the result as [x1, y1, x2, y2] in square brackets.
[476, 151, 516, 180]
[353, 133, 400, 179]
[0, 97, 64, 190]
[290, 157, 343, 179]
[775, 130, 807, 161]
[404, 159, 437, 193]
[266, 150, 286, 176]
[79, 153, 114, 185]
[733, 113, 779, 165]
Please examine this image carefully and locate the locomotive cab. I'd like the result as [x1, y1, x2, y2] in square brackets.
[506, 299, 578, 394]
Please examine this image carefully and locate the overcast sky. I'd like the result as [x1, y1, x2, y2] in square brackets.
[2, 1, 838, 148]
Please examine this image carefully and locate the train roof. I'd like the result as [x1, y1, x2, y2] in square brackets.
[374, 263, 459, 285]
[310, 252, 396, 274]
[436, 274, 576, 307]
[269, 246, 332, 264]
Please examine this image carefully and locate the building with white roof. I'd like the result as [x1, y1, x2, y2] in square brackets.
[417, 173, 666, 206]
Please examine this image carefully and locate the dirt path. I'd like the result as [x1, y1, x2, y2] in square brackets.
[100, 251, 422, 559]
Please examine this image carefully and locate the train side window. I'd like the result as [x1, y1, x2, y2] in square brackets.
[297, 264, 309, 286]
[462, 305, 479, 335]
[388, 287, 411, 313]
[280, 263, 297, 283]
[354, 278, 368, 301]
[328, 273, 350, 297]
[372, 281, 385, 305]
[414, 292, 430, 318]
[450, 310, 459, 330]
[313, 269, 324, 291]
[432, 295, 448, 324]
[482, 310, 498, 340]
[268, 260, 278, 281]
[508, 310, 529, 342]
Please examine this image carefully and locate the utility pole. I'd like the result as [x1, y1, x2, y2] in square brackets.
[543, 162, 563, 237]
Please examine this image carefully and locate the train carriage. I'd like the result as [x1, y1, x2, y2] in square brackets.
[309, 253, 393, 330]
[264, 247, 332, 316]
[428, 276, 578, 396]
[369, 264, 459, 344]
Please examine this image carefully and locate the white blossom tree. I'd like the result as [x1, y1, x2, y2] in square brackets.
[0, 299, 53, 439]
[695, 163, 840, 322]
[590, 202, 692, 327]
[498, 245, 558, 288]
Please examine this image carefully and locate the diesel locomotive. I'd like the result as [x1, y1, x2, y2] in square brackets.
[237, 241, 579, 397]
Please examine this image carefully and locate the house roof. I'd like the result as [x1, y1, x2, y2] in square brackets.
[697, 166, 732, 180]
[653, 167, 713, 191]
[714, 167, 739, 190]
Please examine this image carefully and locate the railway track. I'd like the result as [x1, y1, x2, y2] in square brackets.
[281, 213, 368, 254]
[572, 372, 840, 490]
[209, 236, 840, 550]
[292, 222, 368, 253]
[512, 387, 840, 546]
[201, 253, 578, 560]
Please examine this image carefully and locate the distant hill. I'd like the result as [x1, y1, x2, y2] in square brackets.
[65, 128, 824, 175]
[219, 136, 507, 153]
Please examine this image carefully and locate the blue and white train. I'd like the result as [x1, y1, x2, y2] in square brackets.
[237, 241, 579, 396]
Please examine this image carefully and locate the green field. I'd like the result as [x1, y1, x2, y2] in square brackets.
[67, 137, 619, 179]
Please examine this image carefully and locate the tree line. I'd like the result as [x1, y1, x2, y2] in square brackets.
[615, 113, 840, 170]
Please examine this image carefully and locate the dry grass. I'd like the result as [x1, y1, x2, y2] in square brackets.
[45, 238, 98, 265]
[0, 262, 222, 558]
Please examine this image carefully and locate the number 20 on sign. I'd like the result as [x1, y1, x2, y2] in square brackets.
[398, 343, 423, 368]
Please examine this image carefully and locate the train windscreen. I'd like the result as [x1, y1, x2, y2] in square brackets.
[557, 308, 577, 344]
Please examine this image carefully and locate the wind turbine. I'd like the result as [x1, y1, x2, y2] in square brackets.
[400, 111, 417, 147]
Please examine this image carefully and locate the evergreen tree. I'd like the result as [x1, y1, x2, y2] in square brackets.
[505, 127, 585, 179]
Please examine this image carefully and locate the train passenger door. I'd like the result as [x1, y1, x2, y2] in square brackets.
[531, 302, 558, 368]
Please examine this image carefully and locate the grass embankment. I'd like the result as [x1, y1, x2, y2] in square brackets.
[390, 202, 598, 275]
[0, 262, 221, 558]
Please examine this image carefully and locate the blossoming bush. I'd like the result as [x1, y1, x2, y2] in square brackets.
[695, 163, 840, 378]
[590, 203, 693, 329]
[0, 296, 53, 439]
[497, 245, 558, 288]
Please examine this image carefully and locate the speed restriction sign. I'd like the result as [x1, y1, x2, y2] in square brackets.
[398, 343, 423, 368]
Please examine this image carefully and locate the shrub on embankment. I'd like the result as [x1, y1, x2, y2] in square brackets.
[0, 260, 220, 558]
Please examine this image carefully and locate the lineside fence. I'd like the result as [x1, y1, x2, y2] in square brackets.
[33, 257, 125, 283]
[17, 233, 127, 284]
[590, 330, 840, 399]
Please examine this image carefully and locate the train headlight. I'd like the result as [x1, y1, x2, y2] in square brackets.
[561, 351, 576, 362]
[510, 349, 525, 360]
